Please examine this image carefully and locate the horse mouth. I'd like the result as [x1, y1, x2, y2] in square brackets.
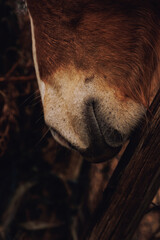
[51, 126, 121, 162]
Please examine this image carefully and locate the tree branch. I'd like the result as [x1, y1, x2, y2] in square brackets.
[0, 75, 36, 82]
[86, 89, 160, 240]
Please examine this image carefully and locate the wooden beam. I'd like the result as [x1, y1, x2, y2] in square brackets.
[86, 89, 160, 240]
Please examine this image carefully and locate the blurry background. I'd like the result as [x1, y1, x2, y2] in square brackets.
[0, 1, 160, 240]
[0, 1, 85, 239]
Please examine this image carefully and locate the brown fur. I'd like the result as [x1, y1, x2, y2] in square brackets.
[27, 0, 160, 106]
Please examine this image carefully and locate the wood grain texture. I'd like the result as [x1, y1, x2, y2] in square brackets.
[86, 89, 160, 240]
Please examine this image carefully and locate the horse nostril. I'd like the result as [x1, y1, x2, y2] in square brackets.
[102, 126, 124, 147]
[92, 102, 125, 147]
[86, 100, 125, 148]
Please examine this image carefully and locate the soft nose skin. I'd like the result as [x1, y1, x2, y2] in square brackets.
[92, 102, 126, 148]
[80, 100, 122, 162]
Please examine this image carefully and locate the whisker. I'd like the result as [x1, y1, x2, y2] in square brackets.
[35, 127, 50, 147]
[21, 89, 40, 106]
[31, 99, 42, 107]
[33, 95, 41, 100]
[35, 114, 44, 124]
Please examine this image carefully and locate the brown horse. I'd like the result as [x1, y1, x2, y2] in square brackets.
[26, 0, 160, 162]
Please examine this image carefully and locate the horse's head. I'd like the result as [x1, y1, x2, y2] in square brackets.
[27, 0, 160, 162]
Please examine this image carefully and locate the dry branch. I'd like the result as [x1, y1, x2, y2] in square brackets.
[86, 89, 160, 240]
[0, 75, 36, 82]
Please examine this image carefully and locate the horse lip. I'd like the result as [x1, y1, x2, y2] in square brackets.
[50, 127, 78, 150]
[81, 146, 121, 163]
[50, 125, 121, 162]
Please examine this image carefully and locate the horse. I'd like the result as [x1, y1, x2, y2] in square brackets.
[26, 0, 160, 162]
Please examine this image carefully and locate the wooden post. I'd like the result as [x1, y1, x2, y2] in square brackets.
[86, 89, 160, 240]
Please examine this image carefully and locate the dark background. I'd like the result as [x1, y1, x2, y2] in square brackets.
[0, 1, 87, 239]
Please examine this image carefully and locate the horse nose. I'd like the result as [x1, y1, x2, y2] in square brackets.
[102, 127, 124, 147]
[80, 100, 123, 162]
[86, 100, 125, 147]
